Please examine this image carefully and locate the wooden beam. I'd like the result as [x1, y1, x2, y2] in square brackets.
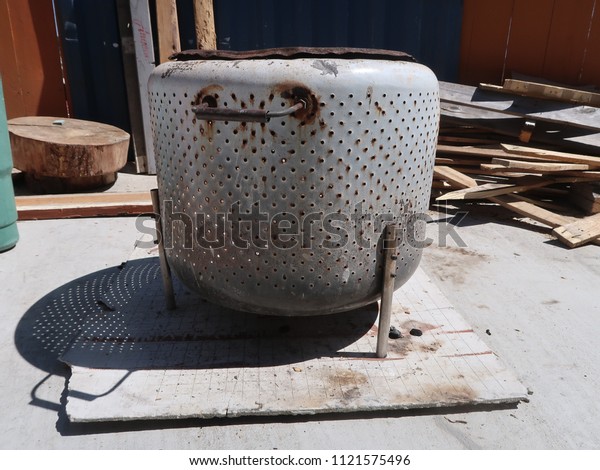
[193, 0, 216, 49]
[16, 191, 152, 220]
[155, 0, 180, 63]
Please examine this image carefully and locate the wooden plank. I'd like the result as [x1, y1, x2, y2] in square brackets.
[493, 195, 573, 228]
[193, 0, 216, 49]
[116, 0, 147, 173]
[433, 166, 477, 188]
[16, 191, 152, 220]
[480, 164, 546, 173]
[129, 0, 157, 174]
[553, 213, 600, 248]
[503, 80, 600, 107]
[490, 158, 589, 172]
[437, 144, 564, 161]
[480, 80, 600, 107]
[435, 157, 487, 166]
[440, 81, 600, 133]
[155, 0, 180, 63]
[478, 83, 504, 93]
[480, 164, 600, 179]
[501, 144, 600, 167]
[433, 165, 573, 228]
[436, 177, 559, 201]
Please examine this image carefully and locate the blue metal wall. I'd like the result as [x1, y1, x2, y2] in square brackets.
[54, 0, 130, 132]
[208, 0, 463, 81]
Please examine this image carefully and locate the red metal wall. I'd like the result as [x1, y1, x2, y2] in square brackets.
[0, 0, 69, 119]
[460, 0, 600, 87]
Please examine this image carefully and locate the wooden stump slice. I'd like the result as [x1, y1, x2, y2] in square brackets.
[8, 116, 130, 192]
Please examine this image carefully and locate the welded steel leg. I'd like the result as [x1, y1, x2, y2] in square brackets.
[376, 224, 399, 358]
[150, 189, 176, 310]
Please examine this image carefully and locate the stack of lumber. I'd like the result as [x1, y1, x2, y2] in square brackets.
[435, 78, 600, 249]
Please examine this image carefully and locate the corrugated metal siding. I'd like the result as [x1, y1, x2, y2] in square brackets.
[178, 0, 463, 81]
[460, 0, 600, 86]
[54, 0, 130, 133]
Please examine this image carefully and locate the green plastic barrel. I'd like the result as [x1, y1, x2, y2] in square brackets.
[0, 77, 19, 252]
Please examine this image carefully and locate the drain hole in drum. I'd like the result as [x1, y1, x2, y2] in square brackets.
[201, 95, 218, 108]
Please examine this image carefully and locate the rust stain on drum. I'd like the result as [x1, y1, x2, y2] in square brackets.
[192, 84, 224, 106]
[193, 85, 225, 140]
[273, 81, 320, 125]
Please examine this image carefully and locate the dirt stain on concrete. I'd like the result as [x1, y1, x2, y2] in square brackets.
[424, 246, 490, 285]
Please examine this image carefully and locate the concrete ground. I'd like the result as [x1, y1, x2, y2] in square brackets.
[1, 205, 599, 449]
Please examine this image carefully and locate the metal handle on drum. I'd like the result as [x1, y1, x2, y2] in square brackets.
[192, 100, 305, 123]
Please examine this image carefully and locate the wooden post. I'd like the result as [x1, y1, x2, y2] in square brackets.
[151, 189, 176, 310]
[376, 225, 398, 358]
[129, 0, 157, 174]
[155, 0, 181, 63]
[116, 0, 147, 173]
[193, 0, 217, 49]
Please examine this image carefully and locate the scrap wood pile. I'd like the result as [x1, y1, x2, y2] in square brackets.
[433, 78, 600, 248]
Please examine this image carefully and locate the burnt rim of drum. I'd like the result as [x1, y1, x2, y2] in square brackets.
[170, 47, 416, 62]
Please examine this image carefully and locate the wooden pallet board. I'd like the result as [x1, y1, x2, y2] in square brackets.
[16, 191, 152, 220]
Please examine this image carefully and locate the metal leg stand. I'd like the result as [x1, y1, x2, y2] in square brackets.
[150, 188, 176, 310]
[376, 224, 398, 358]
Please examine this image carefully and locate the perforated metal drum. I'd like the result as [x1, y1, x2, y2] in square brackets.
[149, 48, 439, 315]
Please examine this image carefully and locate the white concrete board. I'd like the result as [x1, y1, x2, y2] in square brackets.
[62, 256, 527, 422]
